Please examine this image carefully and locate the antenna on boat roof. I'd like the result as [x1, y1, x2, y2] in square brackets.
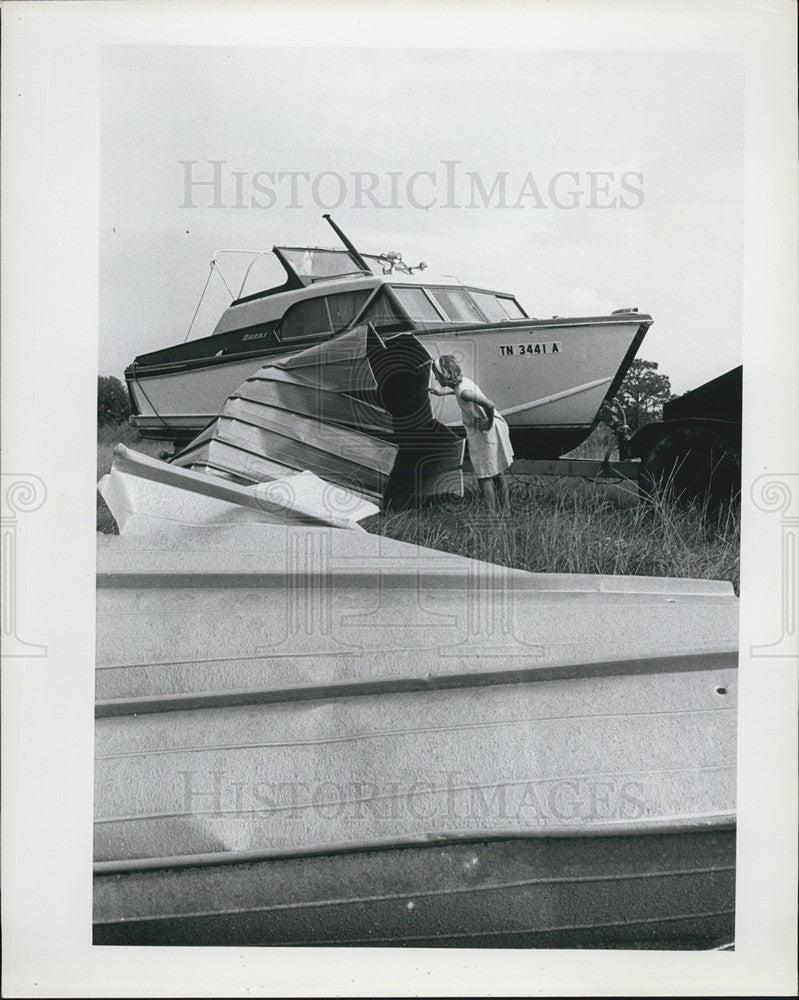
[322, 214, 371, 273]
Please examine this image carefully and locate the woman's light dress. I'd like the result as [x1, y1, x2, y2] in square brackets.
[453, 376, 514, 478]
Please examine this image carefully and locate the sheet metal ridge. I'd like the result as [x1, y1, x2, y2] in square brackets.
[94, 647, 738, 717]
[93, 811, 735, 876]
[107, 445, 369, 529]
[95, 540, 735, 600]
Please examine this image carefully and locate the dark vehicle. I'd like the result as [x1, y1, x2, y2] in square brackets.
[629, 366, 742, 512]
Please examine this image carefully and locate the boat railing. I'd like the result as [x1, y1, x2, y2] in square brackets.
[180, 249, 284, 343]
[212, 249, 285, 301]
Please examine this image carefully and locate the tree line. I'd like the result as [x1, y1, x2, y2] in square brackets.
[97, 376, 131, 426]
[614, 359, 673, 432]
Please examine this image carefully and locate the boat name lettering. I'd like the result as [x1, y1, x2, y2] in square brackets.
[499, 342, 562, 357]
[243, 331, 269, 341]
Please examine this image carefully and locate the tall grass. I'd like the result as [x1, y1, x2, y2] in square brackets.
[96, 424, 739, 593]
[362, 476, 740, 593]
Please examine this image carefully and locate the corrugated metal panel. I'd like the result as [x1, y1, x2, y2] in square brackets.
[272, 325, 380, 391]
[236, 369, 392, 435]
[94, 520, 737, 946]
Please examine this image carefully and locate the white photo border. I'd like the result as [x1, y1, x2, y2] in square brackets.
[2, 1, 797, 996]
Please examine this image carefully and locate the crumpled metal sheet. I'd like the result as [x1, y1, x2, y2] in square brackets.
[171, 325, 397, 501]
[237, 368, 392, 436]
[98, 445, 378, 534]
[273, 323, 380, 392]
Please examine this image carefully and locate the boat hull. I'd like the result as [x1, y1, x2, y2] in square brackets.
[128, 314, 651, 457]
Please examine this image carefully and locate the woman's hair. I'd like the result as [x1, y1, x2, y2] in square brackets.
[437, 355, 462, 384]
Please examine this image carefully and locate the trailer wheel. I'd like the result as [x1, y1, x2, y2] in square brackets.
[638, 426, 741, 515]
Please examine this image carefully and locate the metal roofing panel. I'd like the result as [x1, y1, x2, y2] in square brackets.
[95, 521, 737, 866]
[95, 669, 735, 867]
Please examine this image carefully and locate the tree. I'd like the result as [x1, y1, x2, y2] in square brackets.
[615, 359, 673, 432]
[98, 375, 131, 426]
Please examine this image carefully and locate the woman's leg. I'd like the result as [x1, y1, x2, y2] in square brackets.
[477, 476, 498, 512]
[494, 472, 510, 510]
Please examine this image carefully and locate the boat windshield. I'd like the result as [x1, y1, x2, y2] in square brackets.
[279, 247, 363, 280]
[278, 246, 412, 282]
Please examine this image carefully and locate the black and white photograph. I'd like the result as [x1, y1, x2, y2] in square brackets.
[2, 1, 797, 996]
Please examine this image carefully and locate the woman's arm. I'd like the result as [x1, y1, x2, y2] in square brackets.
[459, 386, 496, 430]
[428, 386, 454, 396]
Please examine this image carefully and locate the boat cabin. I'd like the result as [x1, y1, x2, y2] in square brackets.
[128, 245, 529, 373]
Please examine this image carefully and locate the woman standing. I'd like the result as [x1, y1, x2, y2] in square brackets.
[429, 355, 514, 512]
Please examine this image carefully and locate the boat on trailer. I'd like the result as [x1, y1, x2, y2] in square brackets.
[126, 216, 652, 459]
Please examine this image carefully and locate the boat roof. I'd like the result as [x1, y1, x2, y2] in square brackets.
[224, 244, 517, 309]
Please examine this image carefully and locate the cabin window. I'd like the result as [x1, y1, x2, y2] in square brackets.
[497, 295, 527, 319]
[327, 290, 371, 329]
[469, 290, 528, 321]
[468, 291, 509, 322]
[280, 297, 330, 341]
[427, 287, 484, 323]
[363, 290, 400, 327]
[392, 287, 445, 323]
[362, 288, 416, 333]
[279, 290, 371, 341]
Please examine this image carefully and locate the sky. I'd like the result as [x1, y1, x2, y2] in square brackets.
[100, 46, 744, 394]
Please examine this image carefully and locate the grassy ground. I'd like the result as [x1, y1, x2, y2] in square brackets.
[96, 423, 740, 593]
[361, 478, 740, 593]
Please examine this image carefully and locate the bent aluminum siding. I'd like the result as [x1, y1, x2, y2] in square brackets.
[170, 325, 463, 504]
[170, 326, 398, 502]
